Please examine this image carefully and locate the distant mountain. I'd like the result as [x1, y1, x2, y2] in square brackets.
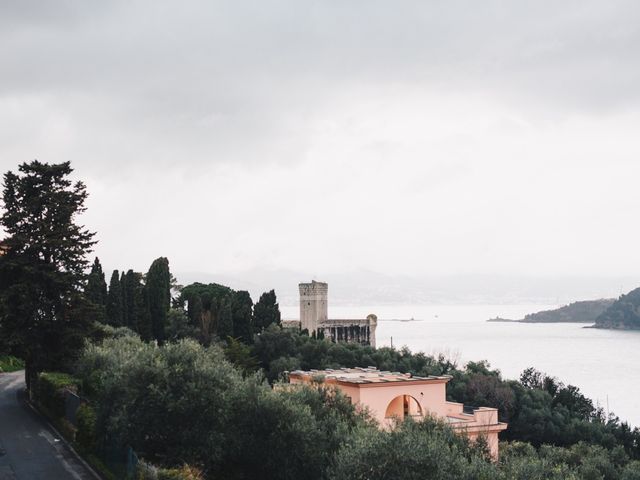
[175, 268, 633, 307]
[595, 287, 640, 330]
[488, 299, 615, 323]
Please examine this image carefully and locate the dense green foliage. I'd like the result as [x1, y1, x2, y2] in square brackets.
[106, 270, 124, 327]
[137, 462, 204, 480]
[122, 270, 150, 337]
[0, 161, 96, 385]
[146, 257, 171, 343]
[252, 324, 454, 382]
[498, 441, 640, 480]
[180, 282, 235, 344]
[0, 355, 25, 372]
[85, 257, 108, 323]
[596, 287, 640, 329]
[101, 260, 171, 343]
[231, 290, 253, 343]
[450, 363, 640, 457]
[178, 283, 276, 345]
[253, 289, 281, 333]
[165, 308, 198, 341]
[330, 418, 496, 479]
[223, 336, 259, 376]
[252, 326, 640, 461]
[332, 422, 640, 480]
[71, 334, 640, 479]
[75, 335, 365, 479]
[76, 403, 98, 452]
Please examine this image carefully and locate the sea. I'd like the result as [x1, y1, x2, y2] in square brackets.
[280, 304, 640, 427]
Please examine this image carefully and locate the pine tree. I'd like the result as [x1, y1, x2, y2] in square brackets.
[0, 161, 96, 386]
[232, 290, 254, 343]
[85, 257, 108, 323]
[253, 290, 281, 333]
[180, 282, 237, 344]
[106, 270, 123, 326]
[187, 294, 203, 329]
[186, 294, 204, 343]
[146, 257, 171, 343]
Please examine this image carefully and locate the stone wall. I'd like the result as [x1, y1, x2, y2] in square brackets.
[318, 314, 377, 347]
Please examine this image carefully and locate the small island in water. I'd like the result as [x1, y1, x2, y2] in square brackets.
[489, 287, 640, 331]
[488, 299, 615, 324]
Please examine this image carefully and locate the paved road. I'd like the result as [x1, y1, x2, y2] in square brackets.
[0, 370, 96, 480]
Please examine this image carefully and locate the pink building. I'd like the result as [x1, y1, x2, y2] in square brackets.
[288, 367, 507, 459]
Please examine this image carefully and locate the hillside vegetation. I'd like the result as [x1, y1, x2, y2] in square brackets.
[70, 330, 640, 479]
[595, 287, 640, 330]
[488, 299, 614, 323]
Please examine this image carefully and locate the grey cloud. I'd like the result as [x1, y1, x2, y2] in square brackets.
[2, 1, 640, 283]
[3, 1, 639, 101]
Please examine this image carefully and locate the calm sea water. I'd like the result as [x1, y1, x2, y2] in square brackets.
[281, 304, 640, 427]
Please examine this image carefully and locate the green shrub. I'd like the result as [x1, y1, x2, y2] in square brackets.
[158, 466, 204, 480]
[0, 355, 25, 373]
[622, 461, 640, 480]
[137, 462, 203, 480]
[76, 403, 97, 452]
[32, 371, 80, 420]
[83, 453, 117, 480]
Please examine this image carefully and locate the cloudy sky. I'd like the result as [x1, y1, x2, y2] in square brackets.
[2, 1, 640, 293]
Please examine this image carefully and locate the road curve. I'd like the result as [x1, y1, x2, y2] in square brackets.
[0, 370, 97, 480]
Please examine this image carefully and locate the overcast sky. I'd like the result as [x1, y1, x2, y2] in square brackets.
[2, 1, 640, 285]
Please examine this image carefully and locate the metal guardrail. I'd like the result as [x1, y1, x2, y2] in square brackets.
[61, 388, 139, 478]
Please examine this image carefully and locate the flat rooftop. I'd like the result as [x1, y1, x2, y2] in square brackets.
[288, 367, 451, 384]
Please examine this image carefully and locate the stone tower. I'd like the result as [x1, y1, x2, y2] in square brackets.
[299, 281, 328, 334]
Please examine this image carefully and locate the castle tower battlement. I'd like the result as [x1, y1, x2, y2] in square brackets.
[292, 280, 376, 347]
[299, 281, 328, 333]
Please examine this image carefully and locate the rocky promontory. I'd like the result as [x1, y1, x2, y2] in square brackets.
[488, 299, 614, 324]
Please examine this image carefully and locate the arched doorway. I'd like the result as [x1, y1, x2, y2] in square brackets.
[385, 395, 423, 420]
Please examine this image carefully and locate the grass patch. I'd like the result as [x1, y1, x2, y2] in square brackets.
[0, 355, 24, 373]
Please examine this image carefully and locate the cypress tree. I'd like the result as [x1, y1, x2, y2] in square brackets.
[106, 270, 123, 326]
[216, 295, 234, 340]
[85, 257, 107, 323]
[120, 270, 129, 328]
[85, 257, 107, 306]
[146, 257, 171, 343]
[253, 290, 281, 333]
[123, 269, 138, 330]
[232, 290, 254, 343]
[137, 281, 153, 341]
